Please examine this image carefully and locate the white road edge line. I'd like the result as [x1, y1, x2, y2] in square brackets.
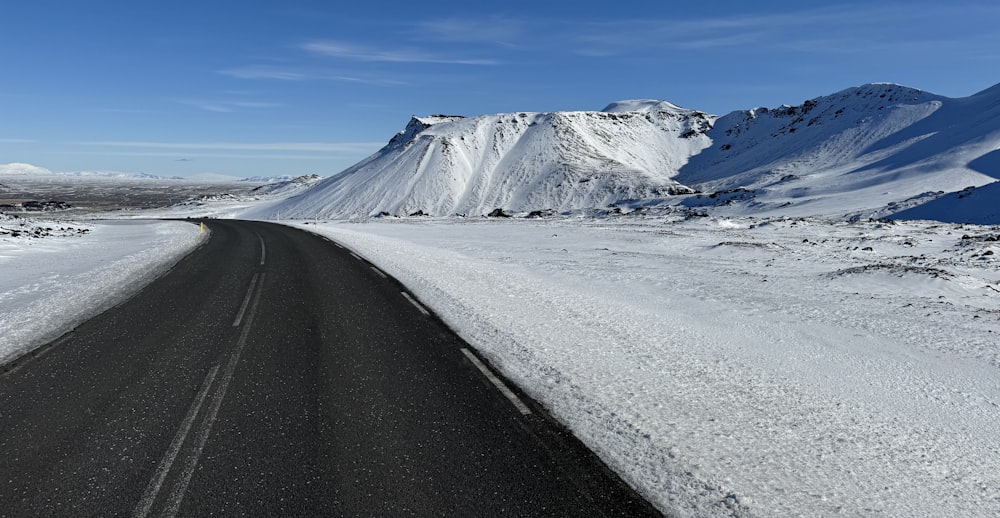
[132, 365, 220, 518]
[370, 266, 388, 279]
[232, 273, 260, 327]
[460, 348, 532, 415]
[257, 234, 266, 266]
[350, 252, 362, 261]
[162, 273, 265, 517]
[400, 291, 430, 316]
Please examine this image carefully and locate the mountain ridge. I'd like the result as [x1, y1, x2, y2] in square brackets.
[250, 106, 714, 219]
[164, 82, 1000, 222]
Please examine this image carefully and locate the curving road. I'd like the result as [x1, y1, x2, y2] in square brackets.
[0, 220, 661, 517]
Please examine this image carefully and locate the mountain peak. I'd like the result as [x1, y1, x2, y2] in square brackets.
[602, 99, 693, 114]
[386, 115, 465, 150]
[0, 162, 53, 176]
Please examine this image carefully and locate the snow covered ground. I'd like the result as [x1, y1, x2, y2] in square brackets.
[4, 165, 999, 516]
[287, 215, 1000, 517]
[0, 215, 205, 364]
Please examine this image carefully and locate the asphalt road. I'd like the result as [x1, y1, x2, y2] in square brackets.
[0, 219, 662, 517]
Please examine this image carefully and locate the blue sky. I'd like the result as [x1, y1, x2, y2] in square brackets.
[1, 0, 998, 178]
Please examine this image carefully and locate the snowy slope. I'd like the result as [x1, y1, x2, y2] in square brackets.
[247, 107, 713, 219]
[247, 174, 323, 196]
[246, 82, 1000, 222]
[677, 83, 1000, 218]
[892, 181, 1000, 223]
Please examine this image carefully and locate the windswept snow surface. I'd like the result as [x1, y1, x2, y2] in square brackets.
[289, 216, 1000, 517]
[0, 217, 205, 364]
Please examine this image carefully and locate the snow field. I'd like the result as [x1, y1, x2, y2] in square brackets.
[292, 216, 1000, 517]
[0, 219, 206, 364]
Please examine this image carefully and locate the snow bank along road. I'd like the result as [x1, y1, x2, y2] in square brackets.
[0, 220, 659, 517]
[0, 219, 205, 365]
[291, 217, 1000, 517]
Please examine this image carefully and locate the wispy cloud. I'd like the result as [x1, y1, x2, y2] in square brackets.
[218, 66, 306, 81]
[176, 99, 283, 113]
[219, 65, 407, 86]
[302, 40, 498, 65]
[75, 150, 350, 161]
[393, 4, 1000, 61]
[82, 140, 383, 154]
[565, 3, 1000, 56]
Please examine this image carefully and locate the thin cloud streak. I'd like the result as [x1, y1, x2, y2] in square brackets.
[219, 65, 408, 86]
[176, 99, 283, 113]
[302, 40, 498, 65]
[401, 4, 1000, 59]
[218, 66, 306, 81]
[75, 151, 357, 161]
[82, 141, 383, 153]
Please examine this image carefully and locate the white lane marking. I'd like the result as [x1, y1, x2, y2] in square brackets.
[460, 348, 532, 415]
[232, 273, 260, 327]
[401, 292, 430, 316]
[257, 234, 266, 266]
[350, 252, 362, 261]
[132, 365, 220, 518]
[370, 266, 387, 279]
[163, 273, 265, 517]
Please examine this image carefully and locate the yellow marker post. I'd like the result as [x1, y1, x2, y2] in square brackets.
[199, 222, 205, 234]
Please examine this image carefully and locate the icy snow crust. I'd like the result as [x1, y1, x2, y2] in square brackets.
[290, 216, 1000, 518]
[0, 217, 205, 363]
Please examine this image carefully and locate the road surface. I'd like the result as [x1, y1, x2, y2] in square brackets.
[0, 219, 662, 517]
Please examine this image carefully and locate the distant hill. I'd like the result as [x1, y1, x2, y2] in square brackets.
[0, 163, 184, 180]
[239, 175, 296, 183]
[0, 163, 54, 176]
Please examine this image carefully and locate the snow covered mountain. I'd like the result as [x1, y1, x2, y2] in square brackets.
[249, 106, 713, 219]
[252, 82, 1000, 221]
[677, 83, 1000, 218]
[0, 163, 54, 176]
